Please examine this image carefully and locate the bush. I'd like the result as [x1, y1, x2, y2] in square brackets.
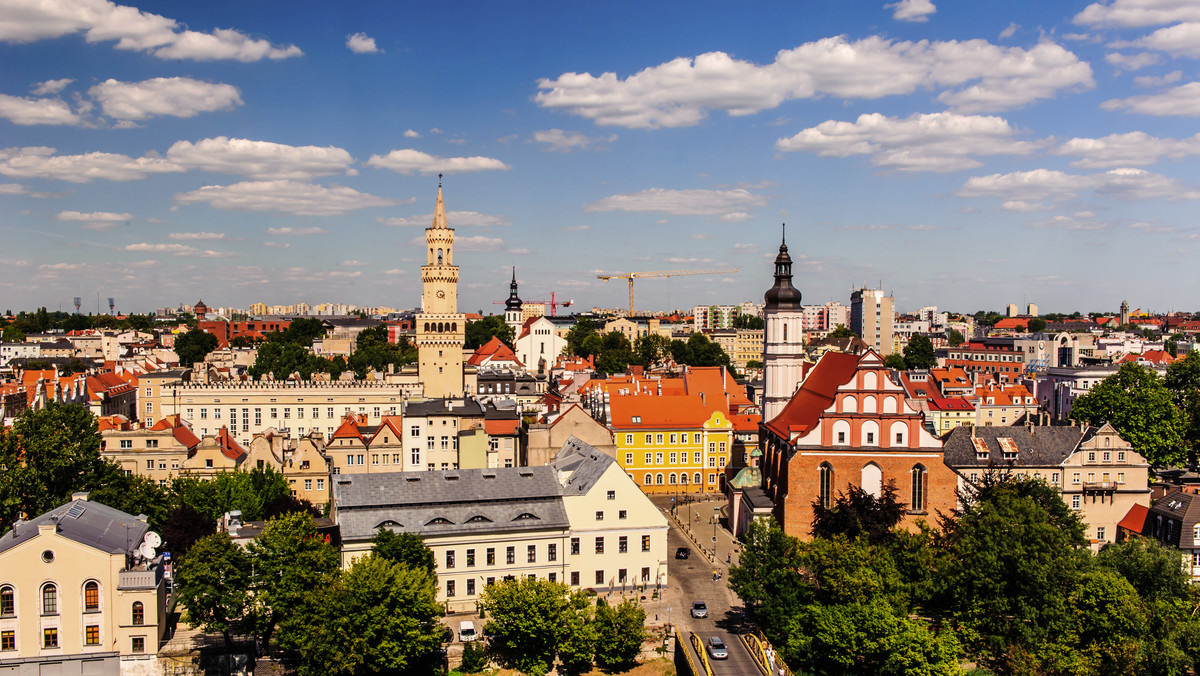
[459, 640, 488, 673]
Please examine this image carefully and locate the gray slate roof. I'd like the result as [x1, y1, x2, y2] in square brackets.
[405, 398, 485, 417]
[0, 499, 148, 556]
[943, 425, 1085, 468]
[554, 436, 614, 496]
[1144, 491, 1200, 549]
[334, 466, 568, 542]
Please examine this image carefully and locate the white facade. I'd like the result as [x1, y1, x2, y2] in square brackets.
[514, 316, 567, 373]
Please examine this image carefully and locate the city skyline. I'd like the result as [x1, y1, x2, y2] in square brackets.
[2, 0, 1198, 315]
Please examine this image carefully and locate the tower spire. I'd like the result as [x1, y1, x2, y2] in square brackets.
[432, 177, 448, 229]
[764, 221, 801, 310]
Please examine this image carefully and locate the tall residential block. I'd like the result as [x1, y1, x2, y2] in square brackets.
[850, 287, 895, 356]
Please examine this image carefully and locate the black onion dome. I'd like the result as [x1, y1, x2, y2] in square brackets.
[505, 267, 522, 311]
[764, 225, 802, 310]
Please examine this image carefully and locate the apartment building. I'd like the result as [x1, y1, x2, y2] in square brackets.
[100, 414, 200, 484]
[850, 288, 895, 356]
[937, 340, 1026, 385]
[332, 438, 667, 612]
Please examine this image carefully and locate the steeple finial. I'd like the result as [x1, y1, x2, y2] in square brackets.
[431, 178, 448, 229]
[438, 172, 443, 188]
[512, 266, 517, 284]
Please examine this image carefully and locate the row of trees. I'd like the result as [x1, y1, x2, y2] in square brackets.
[1071, 355, 1200, 467]
[560, 318, 735, 375]
[479, 576, 647, 676]
[177, 520, 444, 674]
[247, 322, 417, 380]
[731, 476, 1200, 675]
[1, 307, 195, 337]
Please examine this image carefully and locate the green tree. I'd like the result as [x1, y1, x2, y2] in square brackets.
[903, 335, 938, 370]
[175, 329, 219, 367]
[828, 324, 857, 338]
[733, 314, 765, 329]
[811, 483, 906, 545]
[89, 472, 173, 532]
[175, 532, 251, 651]
[1070, 363, 1187, 466]
[939, 475, 1089, 671]
[785, 599, 963, 676]
[746, 359, 763, 369]
[481, 577, 588, 676]
[1028, 317, 1048, 333]
[1166, 352, 1200, 459]
[946, 328, 966, 347]
[371, 527, 436, 574]
[172, 467, 291, 523]
[1042, 570, 1145, 676]
[884, 353, 908, 370]
[0, 402, 120, 531]
[459, 640, 488, 673]
[1, 324, 25, 342]
[294, 554, 443, 676]
[247, 512, 340, 652]
[161, 504, 217, 559]
[464, 315, 515, 350]
[728, 518, 807, 649]
[557, 598, 597, 676]
[593, 598, 646, 671]
[565, 319, 599, 357]
[269, 317, 326, 347]
[634, 333, 673, 365]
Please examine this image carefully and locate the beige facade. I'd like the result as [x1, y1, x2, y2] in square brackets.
[416, 184, 467, 399]
[284, 436, 331, 505]
[524, 404, 616, 467]
[158, 380, 415, 449]
[850, 287, 895, 356]
[0, 498, 165, 675]
[100, 416, 198, 486]
[733, 328, 764, 369]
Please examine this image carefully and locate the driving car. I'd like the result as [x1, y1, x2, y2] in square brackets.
[691, 601, 708, 618]
[707, 636, 728, 660]
[675, 547, 691, 559]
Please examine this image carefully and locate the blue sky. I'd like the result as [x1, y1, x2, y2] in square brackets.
[2, 0, 1198, 316]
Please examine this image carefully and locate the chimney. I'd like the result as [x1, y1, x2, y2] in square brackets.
[71, 491, 89, 502]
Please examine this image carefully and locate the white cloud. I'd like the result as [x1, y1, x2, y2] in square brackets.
[38, 262, 86, 271]
[999, 23, 1019, 39]
[365, 149, 510, 175]
[0, 94, 84, 125]
[382, 268, 404, 275]
[89, 77, 242, 120]
[262, 241, 290, 248]
[0, 0, 301, 61]
[532, 129, 617, 152]
[443, 235, 504, 252]
[403, 129, 421, 138]
[165, 137, 353, 180]
[1135, 70, 1182, 87]
[328, 270, 362, 278]
[1075, 0, 1200, 28]
[1024, 214, 1112, 230]
[346, 32, 380, 53]
[123, 242, 224, 257]
[1121, 22, 1200, 57]
[0, 146, 183, 182]
[31, 78, 73, 95]
[1055, 131, 1200, 167]
[560, 225, 591, 232]
[340, 260, 368, 267]
[837, 224, 892, 231]
[0, 182, 51, 197]
[1103, 81, 1200, 115]
[535, 36, 1093, 128]
[1105, 52, 1160, 70]
[56, 210, 131, 222]
[266, 226, 327, 236]
[776, 111, 1043, 172]
[507, 248, 531, 255]
[376, 210, 508, 228]
[585, 187, 767, 216]
[175, 180, 402, 216]
[168, 231, 225, 240]
[1001, 200, 1052, 212]
[888, 0, 935, 22]
[959, 167, 1200, 201]
[719, 212, 753, 222]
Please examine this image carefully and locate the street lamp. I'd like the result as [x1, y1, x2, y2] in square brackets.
[713, 506, 720, 557]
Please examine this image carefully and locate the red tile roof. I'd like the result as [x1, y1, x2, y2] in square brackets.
[467, 336, 522, 367]
[484, 419, 520, 436]
[1117, 503, 1148, 532]
[215, 426, 246, 461]
[764, 351, 860, 439]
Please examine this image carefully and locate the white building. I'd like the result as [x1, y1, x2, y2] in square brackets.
[514, 316, 567, 374]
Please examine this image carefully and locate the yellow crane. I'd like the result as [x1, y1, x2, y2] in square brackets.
[596, 268, 738, 314]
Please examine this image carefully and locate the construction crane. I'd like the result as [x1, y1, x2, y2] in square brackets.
[596, 268, 737, 315]
[492, 291, 575, 316]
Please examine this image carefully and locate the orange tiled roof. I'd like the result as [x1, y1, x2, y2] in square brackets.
[764, 351, 861, 439]
[467, 336, 522, 367]
[484, 419, 520, 436]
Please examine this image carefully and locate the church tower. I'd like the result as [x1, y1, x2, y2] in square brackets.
[504, 267, 523, 335]
[416, 177, 466, 398]
[762, 224, 805, 422]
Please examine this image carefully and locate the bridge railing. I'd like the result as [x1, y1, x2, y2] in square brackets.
[742, 630, 793, 676]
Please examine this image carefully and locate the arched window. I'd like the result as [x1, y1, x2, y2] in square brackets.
[882, 396, 898, 414]
[668, 473, 677, 485]
[132, 601, 144, 626]
[84, 581, 99, 611]
[842, 395, 857, 413]
[424, 322, 429, 332]
[832, 419, 851, 445]
[42, 583, 57, 615]
[861, 463, 882, 498]
[680, 473, 689, 485]
[890, 420, 908, 447]
[655, 473, 664, 485]
[643, 474, 651, 486]
[782, 323, 787, 342]
[437, 248, 443, 264]
[694, 472, 702, 485]
[818, 463, 834, 509]
[911, 464, 926, 512]
[0, 585, 13, 616]
[863, 371, 878, 390]
[451, 322, 457, 332]
[863, 395, 878, 414]
[861, 420, 879, 446]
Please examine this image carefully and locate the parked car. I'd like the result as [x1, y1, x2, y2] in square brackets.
[458, 621, 478, 642]
[691, 601, 708, 618]
[707, 636, 728, 659]
[675, 547, 691, 559]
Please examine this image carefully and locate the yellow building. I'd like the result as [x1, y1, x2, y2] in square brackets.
[416, 181, 466, 399]
[609, 395, 732, 494]
[0, 496, 166, 674]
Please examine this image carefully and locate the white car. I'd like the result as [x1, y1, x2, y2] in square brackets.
[691, 601, 708, 618]
[707, 636, 728, 659]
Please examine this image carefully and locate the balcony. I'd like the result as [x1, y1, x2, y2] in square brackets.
[1083, 481, 1117, 491]
[118, 566, 162, 590]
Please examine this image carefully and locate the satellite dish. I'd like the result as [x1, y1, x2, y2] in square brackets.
[138, 542, 157, 560]
[144, 531, 162, 548]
